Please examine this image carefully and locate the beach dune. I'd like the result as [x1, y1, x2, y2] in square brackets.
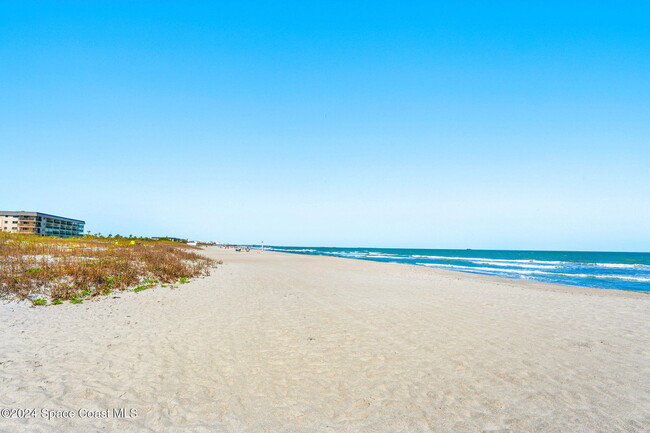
[1, 248, 649, 432]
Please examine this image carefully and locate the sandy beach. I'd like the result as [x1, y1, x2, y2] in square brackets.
[1, 247, 649, 432]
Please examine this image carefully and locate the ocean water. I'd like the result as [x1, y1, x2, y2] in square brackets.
[261, 247, 650, 292]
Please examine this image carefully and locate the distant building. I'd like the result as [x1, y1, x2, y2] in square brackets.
[0, 211, 85, 237]
[152, 237, 188, 243]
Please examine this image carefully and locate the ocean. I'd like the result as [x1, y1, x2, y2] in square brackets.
[261, 247, 650, 292]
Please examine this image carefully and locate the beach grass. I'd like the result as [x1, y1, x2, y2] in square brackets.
[0, 233, 215, 302]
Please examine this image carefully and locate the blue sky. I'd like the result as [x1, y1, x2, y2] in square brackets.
[1, 1, 649, 251]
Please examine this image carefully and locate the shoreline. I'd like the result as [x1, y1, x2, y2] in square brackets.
[1, 247, 649, 432]
[258, 248, 649, 299]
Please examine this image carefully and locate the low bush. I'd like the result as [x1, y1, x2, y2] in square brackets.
[0, 233, 215, 301]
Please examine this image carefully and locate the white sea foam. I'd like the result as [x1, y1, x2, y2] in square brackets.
[416, 263, 518, 273]
[462, 260, 558, 269]
[587, 263, 649, 269]
[365, 252, 404, 259]
[412, 256, 562, 269]
[268, 248, 317, 253]
[417, 263, 650, 283]
[323, 251, 406, 260]
[410, 255, 568, 265]
[554, 273, 650, 282]
[412, 255, 650, 271]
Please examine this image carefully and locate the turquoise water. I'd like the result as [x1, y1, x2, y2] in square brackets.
[262, 247, 650, 292]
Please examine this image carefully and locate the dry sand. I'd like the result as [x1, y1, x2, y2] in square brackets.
[1, 247, 649, 432]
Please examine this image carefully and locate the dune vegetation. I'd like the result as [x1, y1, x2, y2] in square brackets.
[0, 233, 215, 304]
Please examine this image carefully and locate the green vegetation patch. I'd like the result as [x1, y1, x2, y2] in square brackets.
[0, 232, 215, 301]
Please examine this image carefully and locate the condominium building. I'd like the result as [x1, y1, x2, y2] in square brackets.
[0, 211, 85, 237]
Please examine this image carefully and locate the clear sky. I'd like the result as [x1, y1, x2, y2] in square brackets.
[1, 1, 649, 251]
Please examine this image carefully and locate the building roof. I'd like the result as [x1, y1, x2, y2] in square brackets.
[0, 211, 85, 224]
